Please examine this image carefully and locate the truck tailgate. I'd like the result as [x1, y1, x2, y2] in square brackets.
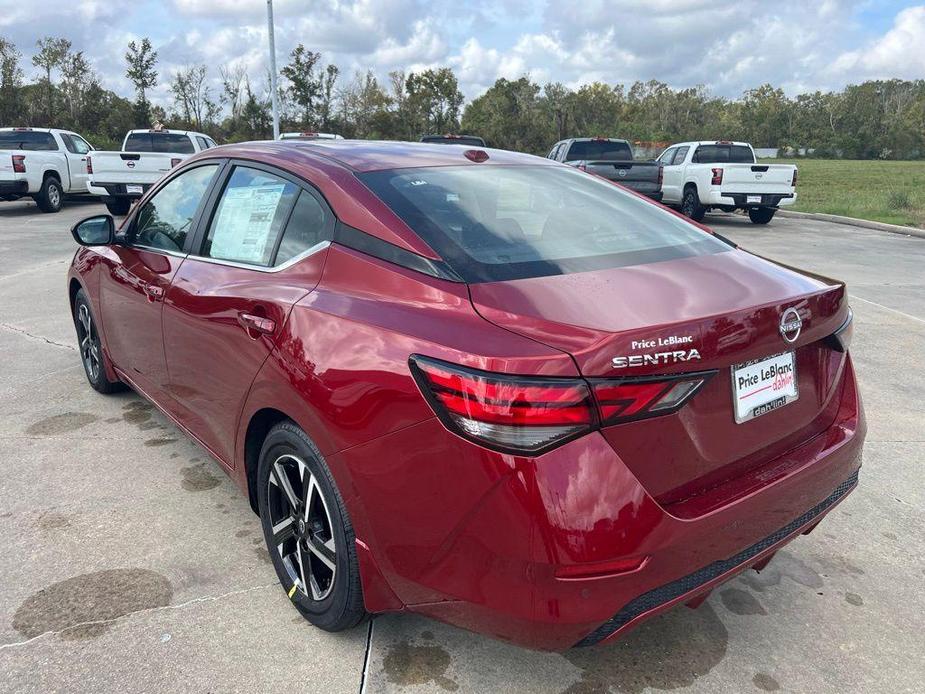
[720, 164, 795, 193]
[90, 152, 176, 184]
[583, 160, 659, 183]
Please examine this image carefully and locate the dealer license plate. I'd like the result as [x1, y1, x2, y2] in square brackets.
[732, 352, 798, 423]
[126, 184, 143, 195]
[747, 195, 762, 204]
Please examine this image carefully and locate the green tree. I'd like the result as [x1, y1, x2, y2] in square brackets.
[125, 38, 158, 127]
[32, 36, 71, 124]
[0, 37, 23, 124]
[404, 68, 464, 138]
[461, 77, 550, 153]
[281, 44, 322, 126]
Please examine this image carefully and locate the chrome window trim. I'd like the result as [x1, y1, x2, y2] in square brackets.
[187, 240, 331, 273]
[126, 244, 188, 259]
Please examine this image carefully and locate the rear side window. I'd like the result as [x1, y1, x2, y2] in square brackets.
[0, 131, 57, 150]
[359, 165, 729, 283]
[275, 191, 330, 264]
[196, 136, 210, 150]
[124, 133, 196, 154]
[61, 134, 91, 155]
[693, 145, 754, 163]
[672, 146, 690, 165]
[564, 140, 632, 162]
[203, 166, 299, 266]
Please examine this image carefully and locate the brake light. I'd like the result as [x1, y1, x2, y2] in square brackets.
[86, 156, 92, 174]
[825, 308, 853, 353]
[12, 154, 25, 173]
[464, 149, 489, 163]
[791, 169, 798, 187]
[591, 374, 711, 425]
[410, 355, 714, 455]
[711, 168, 723, 185]
[657, 164, 663, 186]
[410, 356, 596, 454]
[170, 158, 181, 168]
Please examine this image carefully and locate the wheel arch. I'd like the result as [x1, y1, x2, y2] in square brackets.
[42, 168, 62, 183]
[68, 277, 84, 313]
[242, 407, 292, 513]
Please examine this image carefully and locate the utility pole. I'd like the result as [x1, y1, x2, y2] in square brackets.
[267, 0, 280, 140]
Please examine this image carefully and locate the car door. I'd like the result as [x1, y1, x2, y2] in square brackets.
[60, 133, 92, 191]
[660, 146, 688, 203]
[98, 162, 222, 396]
[162, 162, 334, 467]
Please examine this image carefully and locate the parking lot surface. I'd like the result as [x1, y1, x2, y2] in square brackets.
[0, 198, 922, 693]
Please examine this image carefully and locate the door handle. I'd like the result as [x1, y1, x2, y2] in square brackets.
[143, 284, 165, 302]
[237, 312, 276, 337]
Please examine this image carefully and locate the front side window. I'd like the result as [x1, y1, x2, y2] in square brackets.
[658, 147, 676, 165]
[360, 165, 730, 282]
[133, 164, 219, 252]
[202, 167, 299, 266]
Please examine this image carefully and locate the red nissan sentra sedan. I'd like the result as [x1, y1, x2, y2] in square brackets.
[66, 141, 864, 650]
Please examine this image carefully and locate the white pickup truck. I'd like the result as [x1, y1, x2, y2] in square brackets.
[657, 141, 797, 224]
[0, 127, 95, 213]
[87, 128, 217, 215]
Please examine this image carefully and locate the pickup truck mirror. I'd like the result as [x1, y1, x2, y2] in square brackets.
[71, 215, 114, 246]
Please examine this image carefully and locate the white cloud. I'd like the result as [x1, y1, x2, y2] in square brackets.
[828, 5, 925, 80]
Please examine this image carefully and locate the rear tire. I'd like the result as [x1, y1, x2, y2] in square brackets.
[257, 421, 367, 632]
[106, 198, 131, 216]
[681, 187, 706, 222]
[73, 289, 123, 394]
[748, 207, 776, 224]
[35, 176, 63, 213]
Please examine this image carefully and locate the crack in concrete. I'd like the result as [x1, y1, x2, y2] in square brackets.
[359, 618, 375, 693]
[0, 582, 277, 652]
[0, 322, 75, 352]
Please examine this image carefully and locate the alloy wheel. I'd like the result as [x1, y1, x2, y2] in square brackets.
[49, 183, 61, 208]
[76, 303, 100, 381]
[267, 454, 337, 601]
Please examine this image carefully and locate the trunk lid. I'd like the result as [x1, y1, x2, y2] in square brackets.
[470, 248, 849, 505]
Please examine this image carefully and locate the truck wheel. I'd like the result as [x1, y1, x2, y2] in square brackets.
[681, 187, 706, 222]
[748, 207, 776, 224]
[35, 176, 63, 213]
[106, 199, 131, 216]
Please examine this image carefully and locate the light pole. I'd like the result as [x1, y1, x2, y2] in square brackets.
[266, 0, 280, 140]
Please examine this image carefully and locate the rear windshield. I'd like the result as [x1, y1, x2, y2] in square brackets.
[359, 165, 729, 282]
[124, 133, 196, 154]
[0, 131, 57, 151]
[565, 140, 632, 162]
[693, 145, 754, 163]
[421, 136, 486, 147]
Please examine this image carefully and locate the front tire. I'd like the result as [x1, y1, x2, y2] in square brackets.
[258, 421, 367, 632]
[35, 176, 63, 213]
[748, 207, 776, 224]
[681, 187, 706, 222]
[106, 198, 131, 216]
[73, 289, 123, 393]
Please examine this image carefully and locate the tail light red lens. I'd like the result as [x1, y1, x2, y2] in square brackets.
[12, 154, 25, 173]
[825, 308, 853, 353]
[410, 355, 714, 455]
[86, 156, 92, 174]
[711, 167, 723, 185]
[791, 169, 798, 187]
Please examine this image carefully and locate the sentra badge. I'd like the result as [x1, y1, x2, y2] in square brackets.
[612, 336, 700, 369]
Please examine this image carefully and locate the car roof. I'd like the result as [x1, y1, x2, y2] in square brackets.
[211, 139, 551, 173]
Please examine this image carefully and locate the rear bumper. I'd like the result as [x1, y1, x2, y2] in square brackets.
[0, 180, 29, 196]
[339, 354, 865, 650]
[708, 191, 796, 207]
[86, 182, 151, 199]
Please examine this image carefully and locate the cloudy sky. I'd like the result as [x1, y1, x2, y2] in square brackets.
[2, 0, 924, 107]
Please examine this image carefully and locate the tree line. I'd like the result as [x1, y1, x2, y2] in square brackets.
[1, 34, 924, 158]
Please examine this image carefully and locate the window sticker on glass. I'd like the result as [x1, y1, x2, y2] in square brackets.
[210, 184, 286, 264]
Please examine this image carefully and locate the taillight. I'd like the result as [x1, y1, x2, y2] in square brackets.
[711, 167, 723, 185]
[12, 154, 25, 173]
[410, 356, 596, 455]
[825, 308, 853, 353]
[657, 165, 663, 186]
[591, 374, 712, 425]
[410, 355, 714, 455]
[86, 156, 92, 174]
[170, 158, 182, 168]
[791, 169, 798, 187]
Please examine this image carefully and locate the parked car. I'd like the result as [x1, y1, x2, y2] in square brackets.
[658, 140, 797, 223]
[421, 134, 487, 146]
[67, 140, 863, 651]
[547, 137, 663, 201]
[0, 127, 95, 212]
[279, 132, 344, 141]
[87, 127, 217, 215]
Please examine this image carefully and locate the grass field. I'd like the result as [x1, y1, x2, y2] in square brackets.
[760, 159, 925, 227]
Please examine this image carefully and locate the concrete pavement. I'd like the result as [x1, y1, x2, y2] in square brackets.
[0, 201, 922, 693]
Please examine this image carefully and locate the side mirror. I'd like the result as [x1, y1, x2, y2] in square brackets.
[71, 215, 114, 246]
